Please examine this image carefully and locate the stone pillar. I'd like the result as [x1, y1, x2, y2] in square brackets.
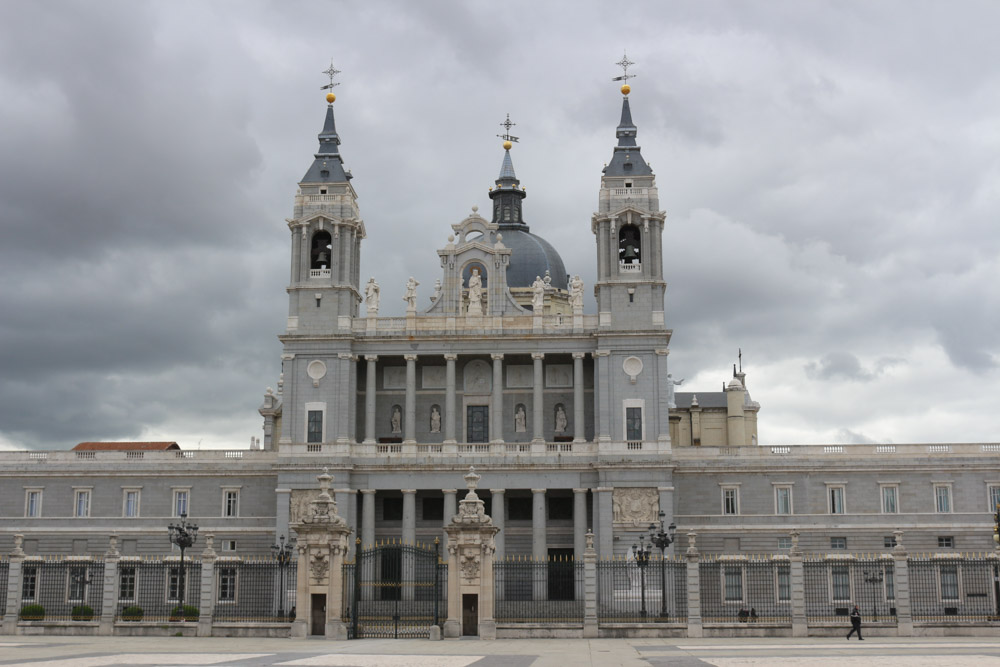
[402, 490, 417, 600]
[594, 350, 611, 443]
[572, 352, 586, 443]
[532, 488, 547, 600]
[573, 488, 588, 560]
[442, 489, 458, 546]
[532, 353, 545, 444]
[788, 530, 807, 637]
[490, 353, 504, 443]
[3, 535, 25, 635]
[595, 487, 614, 558]
[444, 541, 461, 639]
[335, 488, 356, 559]
[98, 535, 120, 636]
[490, 489, 506, 561]
[444, 354, 457, 444]
[360, 489, 376, 548]
[290, 541, 310, 638]
[364, 355, 378, 444]
[337, 353, 352, 443]
[276, 488, 291, 546]
[685, 532, 703, 638]
[404, 354, 417, 444]
[655, 348, 671, 448]
[197, 534, 217, 637]
[893, 529, 914, 637]
[583, 530, 598, 638]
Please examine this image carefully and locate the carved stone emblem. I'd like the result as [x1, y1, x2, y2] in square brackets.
[612, 487, 659, 524]
[309, 550, 329, 583]
[460, 548, 481, 580]
[290, 489, 322, 524]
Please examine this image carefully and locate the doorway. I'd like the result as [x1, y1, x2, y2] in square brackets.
[467, 405, 489, 443]
[548, 548, 576, 601]
[310, 593, 326, 636]
[462, 594, 478, 636]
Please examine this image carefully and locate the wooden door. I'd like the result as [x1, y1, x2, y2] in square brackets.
[462, 594, 478, 636]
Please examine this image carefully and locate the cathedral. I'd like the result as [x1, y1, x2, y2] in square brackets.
[0, 73, 996, 562]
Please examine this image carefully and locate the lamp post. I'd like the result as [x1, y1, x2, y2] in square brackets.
[272, 534, 296, 620]
[647, 510, 678, 619]
[863, 569, 883, 623]
[167, 514, 199, 614]
[632, 535, 651, 618]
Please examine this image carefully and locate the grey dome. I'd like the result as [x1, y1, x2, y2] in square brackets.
[501, 228, 568, 290]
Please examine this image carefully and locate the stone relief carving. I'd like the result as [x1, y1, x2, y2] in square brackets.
[545, 364, 572, 388]
[422, 366, 446, 389]
[505, 364, 533, 388]
[460, 548, 481, 580]
[309, 550, 329, 582]
[290, 489, 322, 524]
[383, 366, 406, 389]
[612, 487, 659, 524]
[463, 359, 492, 394]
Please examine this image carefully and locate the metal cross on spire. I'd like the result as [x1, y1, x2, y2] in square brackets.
[613, 52, 637, 83]
[497, 113, 519, 144]
[321, 61, 341, 90]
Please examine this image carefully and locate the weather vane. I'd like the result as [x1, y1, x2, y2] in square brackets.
[613, 52, 637, 83]
[321, 61, 341, 91]
[497, 113, 520, 144]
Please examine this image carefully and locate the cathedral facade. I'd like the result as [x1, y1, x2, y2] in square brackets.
[0, 82, 996, 561]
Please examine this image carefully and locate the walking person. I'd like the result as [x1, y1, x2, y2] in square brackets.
[846, 605, 864, 640]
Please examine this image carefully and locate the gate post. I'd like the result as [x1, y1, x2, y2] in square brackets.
[291, 541, 309, 638]
[583, 530, 598, 638]
[98, 535, 120, 636]
[443, 467, 500, 640]
[685, 532, 703, 638]
[197, 535, 217, 637]
[892, 530, 913, 637]
[2, 535, 25, 635]
[788, 530, 807, 637]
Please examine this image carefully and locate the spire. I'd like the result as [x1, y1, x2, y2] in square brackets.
[490, 114, 527, 228]
[498, 149, 517, 180]
[301, 65, 351, 184]
[604, 54, 652, 178]
[616, 96, 638, 148]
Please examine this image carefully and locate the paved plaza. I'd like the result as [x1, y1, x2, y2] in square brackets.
[1, 637, 1000, 667]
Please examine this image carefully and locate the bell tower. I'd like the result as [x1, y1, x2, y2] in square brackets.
[285, 68, 365, 334]
[591, 68, 667, 330]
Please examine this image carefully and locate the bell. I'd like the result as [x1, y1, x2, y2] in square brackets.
[622, 244, 639, 261]
[316, 251, 329, 264]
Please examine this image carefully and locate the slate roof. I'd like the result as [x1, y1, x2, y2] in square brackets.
[604, 96, 652, 178]
[501, 228, 569, 290]
[301, 104, 351, 183]
[673, 392, 728, 409]
[73, 441, 181, 451]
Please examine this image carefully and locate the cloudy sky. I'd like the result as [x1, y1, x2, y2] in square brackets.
[1, 0, 998, 450]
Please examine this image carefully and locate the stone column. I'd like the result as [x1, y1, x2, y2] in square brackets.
[532, 353, 545, 444]
[98, 536, 120, 636]
[892, 529, 914, 636]
[404, 354, 417, 444]
[444, 354, 457, 444]
[685, 532, 703, 638]
[572, 352, 586, 442]
[337, 353, 352, 443]
[490, 353, 504, 443]
[3, 536, 24, 634]
[788, 530, 807, 637]
[197, 534, 217, 638]
[290, 541, 309, 638]
[595, 486, 614, 559]
[402, 490, 417, 601]
[490, 489, 506, 561]
[655, 348, 671, 448]
[594, 350, 611, 443]
[444, 541, 461, 638]
[335, 488, 356, 559]
[583, 531, 598, 638]
[276, 488, 291, 545]
[532, 488, 547, 600]
[573, 488, 588, 561]
[364, 355, 378, 444]
[442, 489, 458, 546]
[360, 489, 376, 549]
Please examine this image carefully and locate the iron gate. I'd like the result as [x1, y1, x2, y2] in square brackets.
[345, 541, 444, 639]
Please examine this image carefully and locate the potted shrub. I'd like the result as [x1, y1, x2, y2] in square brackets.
[19, 604, 45, 621]
[170, 604, 199, 622]
[71, 605, 94, 621]
[120, 605, 144, 622]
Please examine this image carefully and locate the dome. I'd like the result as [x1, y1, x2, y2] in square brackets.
[501, 227, 568, 290]
[727, 377, 744, 391]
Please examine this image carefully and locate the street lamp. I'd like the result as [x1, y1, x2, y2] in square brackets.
[863, 569, 883, 623]
[632, 534, 651, 618]
[167, 514, 199, 614]
[647, 510, 678, 619]
[272, 534, 296, 620]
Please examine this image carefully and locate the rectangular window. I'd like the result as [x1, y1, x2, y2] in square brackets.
[934, 485, 952, 513]
[940, 565, 959, 600]
[881, 485, 898, 514]
[777, 568, 791, 601]
[123, 489, 140, 518]
[167, 567, 182, 602]
[173, 490, 189, 517]
[775, 486, 792, 515]
[307, 410, 323, 443]
[722, 487, 740, 515]
[830, 536, 847, 550]
[938, 536, 955, 548]
[67, 566, 87, 602]
[828, 486, 845, 514]
[25, 490, 42, 518]
[119, 567, 136, 602]
[723, 567, 743, 602]
[223, 490, 239, 518]
[989, 484, 1000, 512]
[74, 490, 91, 518]
[625, 407, 642, 441]
[22, 566, 37, 601]
[217, 567, 237, 602]
[777, 537, 792, 550]
[885, 569, 895, 600]
[222, 539, 237, 552]
[832, 566, 851, 601]
[884, 536, 897, 549]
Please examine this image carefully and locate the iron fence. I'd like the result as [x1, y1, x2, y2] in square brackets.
[803, 555, 896, 623]
[909, 555, 1000, 623]
[597, 555, 686, 623]
[115, 557, 202, 623]
[699, 555, 791, 624]
[19, 557, 104, 622]
[494, 556, 584, 623]
[0, 560, 8, 614]
[211, 557, 298, 623]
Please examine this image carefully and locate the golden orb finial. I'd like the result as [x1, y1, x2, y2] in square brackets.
[503, 140, 512, 150]
[326, 92, 336, 104]
[620, 84, 631, 96]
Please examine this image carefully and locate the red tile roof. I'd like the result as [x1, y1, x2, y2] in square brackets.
[72, 441, 181, 451]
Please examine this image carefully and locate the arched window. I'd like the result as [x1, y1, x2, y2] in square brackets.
[619, 225, 641, 265]
[311, 230, 332, 269]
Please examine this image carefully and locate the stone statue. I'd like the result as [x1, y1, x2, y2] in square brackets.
[554, 404, 568, 432]
[391, 405, 402, 434]
[569, 275, 584, 311]
[403, 277, 419, 311]
[430, 405, 441, 433]
[531, 275, 545, 311]
[431, 279, 442, 303]
[666, 373, 684, 409]
[364, 277, 380, 316]
[514, 404, 527, 433]
[467, 268, 483, 316]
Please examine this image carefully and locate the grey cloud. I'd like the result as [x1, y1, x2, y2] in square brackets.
[804, 352, 903, 383]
